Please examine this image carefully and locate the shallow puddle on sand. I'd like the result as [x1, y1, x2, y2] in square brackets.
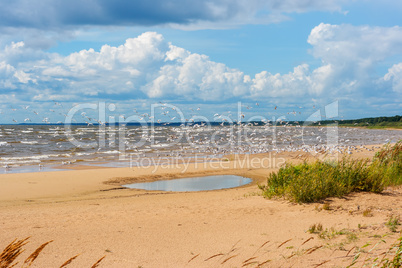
[123, 175, 252, 192]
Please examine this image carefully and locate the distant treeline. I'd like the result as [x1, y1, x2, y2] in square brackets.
[309, 115, 402, 129]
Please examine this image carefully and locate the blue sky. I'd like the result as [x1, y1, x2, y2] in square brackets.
[0, 0, 401, 124]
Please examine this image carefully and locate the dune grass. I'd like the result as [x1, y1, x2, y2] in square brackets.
[0, 237, 105, 268]
[348, 236, 402, 267]
[259, 141, 402, 203]
[372, 141, 402, 186]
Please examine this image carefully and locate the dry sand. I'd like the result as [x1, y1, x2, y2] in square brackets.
[0, 145, 401, 267]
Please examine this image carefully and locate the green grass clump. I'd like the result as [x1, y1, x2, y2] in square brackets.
[381, 236, 402, 267]
[260, 159, 378, 203]
[349, 236, 402, 267]
[386, 215, 401, 233]
[372, 141, 402, 186]
[362, 208, 373, 217]
[308, 223, 323, 234]
[259, 141, 402, 203]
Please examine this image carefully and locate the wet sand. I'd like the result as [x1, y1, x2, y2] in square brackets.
[0, 145, 401, 267]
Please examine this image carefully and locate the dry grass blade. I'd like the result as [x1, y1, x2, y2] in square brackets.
[305, 246, 323, 255]
[204, 253, 223, 261]
[379, 248, 392, 263]
[257, 259, 271, 267]
[221, 254, 239, 264]
[243, 256, 257, 263]
[346, 246, 355, 257]
[378, 251, 386, 256]
[252, 240, 270, 256]
[277, 239, 292, 249]
[23, 240, 53, 267]
[229, 248, 239, 254]
[304, 246, 314, 253]
[91, 255, 106, 268]
[313, 259, 330, 267]
[258, 240, 270, 250]
[0, 237, 30, 268]
[242, 261, 259, 267]
[59, 254, 79, 268]
[301, 237, 314, 246]
[187, 253, 199, 263]
[228, 240, 241, 254]
[258, 240, 270, 251]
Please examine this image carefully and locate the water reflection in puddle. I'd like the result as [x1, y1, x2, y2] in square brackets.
[123, 175, 252, 192]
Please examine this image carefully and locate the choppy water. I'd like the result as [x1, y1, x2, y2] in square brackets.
[0, 124, 400, 172]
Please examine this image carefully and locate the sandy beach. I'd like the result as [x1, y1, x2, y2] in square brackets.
[1, 146, 401, 267]
[1, 0, 401, 266]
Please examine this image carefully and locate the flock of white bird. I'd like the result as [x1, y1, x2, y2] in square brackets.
[1, 102, 397, 171]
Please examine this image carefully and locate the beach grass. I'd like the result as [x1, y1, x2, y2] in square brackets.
[386, 215, 401, 233]
[372, 141, 402, 186]
[0, 237, 105, 268]
[259, 141, 401, 203]
[348, 236, 402, 267]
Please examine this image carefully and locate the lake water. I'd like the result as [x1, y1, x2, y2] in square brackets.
[1, 124, 401, 173]
[123, 175, 252, 191]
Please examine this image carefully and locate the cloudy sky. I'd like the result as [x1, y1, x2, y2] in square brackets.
[0, 0, 401, 123]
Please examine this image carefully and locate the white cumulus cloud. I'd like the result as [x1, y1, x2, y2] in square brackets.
[0, 24, 401, 109]
[384, 63, 402, 93]
[307, 23, 402, 96]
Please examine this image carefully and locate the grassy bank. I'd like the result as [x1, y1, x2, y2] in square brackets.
[313, 115, 402, 129]
[259, 141, 402, 203]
